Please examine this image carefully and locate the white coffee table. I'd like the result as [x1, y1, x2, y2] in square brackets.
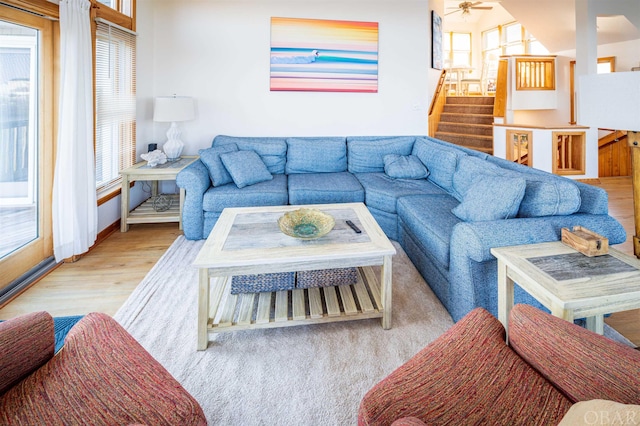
[193, 202, 396, 350]
[492, 242, 640, 336]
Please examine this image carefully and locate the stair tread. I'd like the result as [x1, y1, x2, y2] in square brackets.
[438, 122, 493, 128]
[434, 95, 495, 154]
[435, 131, 493, 139]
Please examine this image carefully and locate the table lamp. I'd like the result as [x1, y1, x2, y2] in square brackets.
[578, 71, 640, 258]
[153, 95, 195, 161]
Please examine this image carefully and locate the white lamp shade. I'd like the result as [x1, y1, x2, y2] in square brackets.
[578, 72, 640, 130]
[153, 96, 195, 122]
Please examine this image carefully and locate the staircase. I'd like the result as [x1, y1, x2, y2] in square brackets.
[434, 96, 495, 154]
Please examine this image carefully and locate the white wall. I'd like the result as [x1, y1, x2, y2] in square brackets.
[137, 0, 432, 156]
[97, 0, 435, 232]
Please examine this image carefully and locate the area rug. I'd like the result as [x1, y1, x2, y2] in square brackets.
[114, 236, 454, 425]
[114, 236, 636, 425]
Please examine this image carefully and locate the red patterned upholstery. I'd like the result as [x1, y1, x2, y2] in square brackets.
[358, 307, 572, 425]
[390, 417, 427, 426]
[0, 312, 206, 425]
[509, 303, 640, 404]
[0, 311, 54, 395]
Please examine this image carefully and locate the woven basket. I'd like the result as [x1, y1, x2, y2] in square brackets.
[231, 272, 295, 294]
[296, 267, 358, 289]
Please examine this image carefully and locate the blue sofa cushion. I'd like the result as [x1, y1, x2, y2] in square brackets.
[198, 144, 238, 187]
[285, 137, 347, 174]
[383, 154, 429, 179]
[397, 194, 461, 269]
[287, 172, 364, 205]
[452, 175, 526, 222]
[213, 135, 287, 174]
[484, 155, 607, 215]
[355, 172, 446, 214]
[202, 174, 288, 213]
[453, 156, 582, 218]
[347, 136, 415, 173]
[412, 137, 465, 193]
[220, 150, 273, 189]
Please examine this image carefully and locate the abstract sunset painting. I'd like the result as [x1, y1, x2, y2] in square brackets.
[270, 17, 379, 92]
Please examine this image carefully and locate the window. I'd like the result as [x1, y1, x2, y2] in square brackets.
[482, 22, 549, 60]
[443, 32, 471, 67]
[503, 23, 524, 55]
[481, 23, 550, 93]
[94, 20, 136, 195]
[97, 0, 133, 18]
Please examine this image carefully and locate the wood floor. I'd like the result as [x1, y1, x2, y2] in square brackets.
[0, 176, 638, 345]
[0, 223, 182, 318]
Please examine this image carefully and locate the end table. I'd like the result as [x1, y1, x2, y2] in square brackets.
[119, 156, 198, 232]
[492, 242, 640, 337]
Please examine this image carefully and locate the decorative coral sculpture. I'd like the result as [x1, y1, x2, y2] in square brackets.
[141, 149, 168, 167]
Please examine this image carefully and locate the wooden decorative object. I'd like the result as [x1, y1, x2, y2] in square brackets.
[561, 226, 609, 257]
[629, 131, 640, 259]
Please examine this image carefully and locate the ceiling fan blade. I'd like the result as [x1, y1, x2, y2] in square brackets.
[471, 6, 493, 9]
[444, 9, 462, 16]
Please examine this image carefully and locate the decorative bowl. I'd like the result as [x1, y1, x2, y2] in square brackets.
[278, 208, 335, 239]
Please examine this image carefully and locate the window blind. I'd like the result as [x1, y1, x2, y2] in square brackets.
[95, 20, 136, 193]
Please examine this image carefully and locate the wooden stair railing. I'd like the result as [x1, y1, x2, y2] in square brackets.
[428, 69, 448, 137]
[598, 130, 631, 178]
[629, 131, 640, 258]
[598, 130, 627, 149]
[493, 59, 508, 119]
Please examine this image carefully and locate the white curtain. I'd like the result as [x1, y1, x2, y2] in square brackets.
[52, 0, 97, 262]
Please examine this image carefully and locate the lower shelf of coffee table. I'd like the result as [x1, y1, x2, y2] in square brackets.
[207, 266, 383, 333]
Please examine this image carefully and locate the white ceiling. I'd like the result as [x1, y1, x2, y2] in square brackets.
[443, 0, 640, 53]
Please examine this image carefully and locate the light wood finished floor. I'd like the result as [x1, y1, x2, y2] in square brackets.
[0, 223, 182, 318]
[0, 177, 638, 346]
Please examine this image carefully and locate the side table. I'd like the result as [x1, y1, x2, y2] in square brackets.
[120, 156, 198, 232]
[492, 241, 640, 336]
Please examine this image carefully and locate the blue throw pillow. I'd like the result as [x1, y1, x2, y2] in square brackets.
[213, 135, 287, 174]
[219, 150, 273, 189]
[383, 154, 429, 179]
[199, 144, 238, 186]
[452, 175, 526, 222]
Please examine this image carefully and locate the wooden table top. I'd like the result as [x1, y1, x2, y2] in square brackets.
[492, 242, 640, 309]
[193, 203, 396, 275]
[120, 155, 199, 176]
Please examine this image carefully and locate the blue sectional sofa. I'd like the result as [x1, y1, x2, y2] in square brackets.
[177, 135, 626, 321]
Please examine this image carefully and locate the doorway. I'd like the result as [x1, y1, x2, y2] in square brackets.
[0, 6, 55, 294]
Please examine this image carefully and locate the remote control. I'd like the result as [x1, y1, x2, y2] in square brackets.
[346, 220, 361, 233]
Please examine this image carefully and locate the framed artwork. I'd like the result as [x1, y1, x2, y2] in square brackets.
[431, 11, 443, 70]
[270, 17, 379, 92]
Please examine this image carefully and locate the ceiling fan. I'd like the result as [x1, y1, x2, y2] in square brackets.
[445, 2, 493, 17]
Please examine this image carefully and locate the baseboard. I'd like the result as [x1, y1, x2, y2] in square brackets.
[0, 257, 60, 308]
[62, 220, 120, 263]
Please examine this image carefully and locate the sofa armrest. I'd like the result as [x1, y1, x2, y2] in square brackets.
[451, 213, 626, 264]
[176, 160, 211, 240]
[0, 313, 207, 424]
[0, 311, 54, 395]
[509, 304, 640, 404]
[358, 307, 571, 425]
